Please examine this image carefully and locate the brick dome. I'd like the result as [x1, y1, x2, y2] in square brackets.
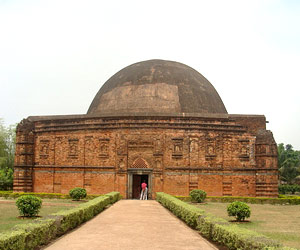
[87, 59, 227, 115]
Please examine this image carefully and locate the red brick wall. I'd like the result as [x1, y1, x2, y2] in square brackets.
[14, 115, 278, 197]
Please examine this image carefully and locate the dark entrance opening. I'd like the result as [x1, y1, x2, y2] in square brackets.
[132, 174, 148, 199]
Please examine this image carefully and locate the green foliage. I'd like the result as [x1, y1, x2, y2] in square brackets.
[175, 195, 300, 205]
[227, 201, 251, 221]
[289, 184, 300, 194]
[0, 229, 27, 250]
[0, 191, 102, 199]
[157, 192, 282, 249]
[53, 191, 120, 235]
[190, 189, 207, 203]
[0, 120, 16, 190]
[15, 195, 42, 217]
[278, 143, 300, 185]
[69, 187, 87, 201]
[174, 195, 191, 202]
[278, 184, 300, 194]
[12, 219, 57, 250]
[0, 192, 120, 250]
[0, 168, 13, 190]
[156, 192, 204, 228]
[263, 247, 297, 250]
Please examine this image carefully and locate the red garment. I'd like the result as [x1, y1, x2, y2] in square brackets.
[141, 182, 147, 190]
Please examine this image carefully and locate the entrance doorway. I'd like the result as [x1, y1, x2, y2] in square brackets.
[132, 174, 148, 199]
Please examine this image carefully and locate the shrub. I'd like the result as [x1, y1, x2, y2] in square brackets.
[16, 195, 42, 217]
[53, 191, 120, 235]
[175, 195, 300, 205]
[69, 187, 87, 201]
[227, 201, 251, 222]
[290, 184, 300, 194]
[278, 185, 286, 194]
[156, 192, 281, 249]
[156, 192, 204, 228]
[0, 191, 102, 200]
[12, 218, 57, 249]
[278, 184, 300, 194]
[190, 189, 207, 203]
[0, 192, 121, 250]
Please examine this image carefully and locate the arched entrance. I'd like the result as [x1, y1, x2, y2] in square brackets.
[127, 158, 152, 199]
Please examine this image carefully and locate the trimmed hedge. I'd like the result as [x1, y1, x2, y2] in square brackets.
[0, 191, 102, 200]
[0, 230, 27, 250]
[157, 192, 204, 228]
[0, 192, 120, 250]
[173, 195, 191, 202]
[53, 192, 120, 235]
[207, 196, 300, 205]
[174, 195, 300, 205]
[156, 192, 296, 250]
[279, 184, 300, 194]
[12, 219, 57, 249]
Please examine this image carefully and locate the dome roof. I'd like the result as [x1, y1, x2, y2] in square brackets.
[87, 59, 227, 116]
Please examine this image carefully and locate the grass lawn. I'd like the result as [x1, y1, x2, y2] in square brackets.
[193, 202, 300, 249]
[0, 199, 85, 233]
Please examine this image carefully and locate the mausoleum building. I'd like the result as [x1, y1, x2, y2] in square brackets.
[13, 59, 278, 198]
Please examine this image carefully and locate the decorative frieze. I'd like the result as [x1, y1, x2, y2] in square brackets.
[128, 140, 152, 148]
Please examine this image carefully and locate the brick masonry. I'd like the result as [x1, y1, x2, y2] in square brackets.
[13, 114, 278, 198]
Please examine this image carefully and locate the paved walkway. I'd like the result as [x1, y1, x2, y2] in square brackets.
[44, 200, 217, 250]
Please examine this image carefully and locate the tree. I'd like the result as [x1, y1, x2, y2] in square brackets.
[0, 119, 16, 190]
[278, 143, 300, 184]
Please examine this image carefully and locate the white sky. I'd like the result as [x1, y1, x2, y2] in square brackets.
[0, 0, 299, 149]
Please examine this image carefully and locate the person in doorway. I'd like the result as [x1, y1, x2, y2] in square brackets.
[140, 180, 148, 200]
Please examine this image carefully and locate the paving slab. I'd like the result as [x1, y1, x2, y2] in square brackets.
[44, 200, 217, 250]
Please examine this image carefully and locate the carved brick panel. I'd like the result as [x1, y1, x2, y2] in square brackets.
[238, 139, 250, 161]
[68, 139, 79, 159]
[189, 137, 199, 166]
[172, 138, 183, 159]
[206, 138, 216, 159]
[155, 157, 163, 170]
[39, 140, 50, 159]
[154, 136, 163, 155]
[118, 157, 126, 170]
[99, 138, 110, 158]
[117, 135, 127, 155]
